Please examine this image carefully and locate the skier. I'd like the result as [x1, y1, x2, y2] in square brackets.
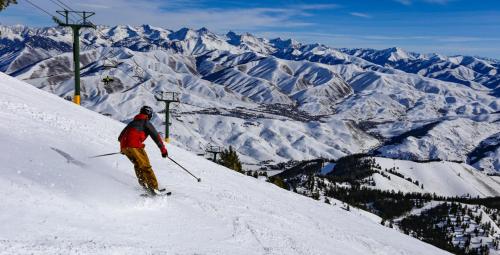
[118, 105, 168, 195]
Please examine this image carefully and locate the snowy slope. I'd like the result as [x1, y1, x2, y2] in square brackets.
[0, 73, 450, 254]
[375, 116, 500, 163]
[371, 157, 500, 197]
[469, 132, 500, 172]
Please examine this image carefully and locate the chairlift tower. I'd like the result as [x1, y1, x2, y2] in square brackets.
[155, 91, 180, 143]
[205, 144, 223, 162]
[54, 10, 95, 105]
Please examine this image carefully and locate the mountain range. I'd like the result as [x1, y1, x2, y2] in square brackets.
[0, 24, 499, 172]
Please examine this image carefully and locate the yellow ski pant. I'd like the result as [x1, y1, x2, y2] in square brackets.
[122, 147, 159, 190]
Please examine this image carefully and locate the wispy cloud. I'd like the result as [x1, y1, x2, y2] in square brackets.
[293, 4, 340, 10]
[76, 3, 110, 9]
[260, 30, 500, 58]
[5, 0, 336, 31]
[261, 31, 500, 45]
[424, 0, 453, 4]
[394, 0, 412, 5]
[2, 0, 498, 58]
[336, 34, 500, 43]
[350, 12, 371, 18]
[394, 0, 453, 5]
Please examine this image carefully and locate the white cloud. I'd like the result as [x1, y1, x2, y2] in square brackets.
[258, 31, 500, 58]
[5, 0, 340, 32]
[394, 0, 412, 5]
[394, 0, 453, 5]
[423, 0, 453, 4]
[350, 12, 371, 18]
[293, 4, 340, 10]
[75, 3, 110, 9]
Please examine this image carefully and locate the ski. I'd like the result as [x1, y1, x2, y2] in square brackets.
[140, 188, 171, 197]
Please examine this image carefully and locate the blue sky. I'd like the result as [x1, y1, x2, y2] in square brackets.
[1, 0, 500, 58]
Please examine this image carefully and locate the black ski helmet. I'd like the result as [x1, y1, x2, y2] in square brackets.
[140, 105, 153, 119]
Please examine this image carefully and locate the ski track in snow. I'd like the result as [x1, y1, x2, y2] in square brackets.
[0, 72, 451, 254]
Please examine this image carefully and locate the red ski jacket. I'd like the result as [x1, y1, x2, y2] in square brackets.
[118, 114, 167, 153]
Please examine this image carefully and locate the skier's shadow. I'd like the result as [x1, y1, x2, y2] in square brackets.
[51, 148, 136, 188]
[50, 147, 88, 168]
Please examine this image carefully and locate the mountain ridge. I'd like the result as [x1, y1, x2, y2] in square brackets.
[1, 24, 499, 172]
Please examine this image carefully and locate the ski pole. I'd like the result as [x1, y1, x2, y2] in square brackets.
[167, 156, 201, 182]
[89, 152, 121, 158]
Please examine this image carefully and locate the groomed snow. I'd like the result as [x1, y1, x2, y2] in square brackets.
[0, 72, 450, 254]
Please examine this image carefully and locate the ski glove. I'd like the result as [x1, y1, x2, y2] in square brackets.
[161, 147, 168, 158]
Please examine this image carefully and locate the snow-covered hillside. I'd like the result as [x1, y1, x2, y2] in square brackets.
[341, 47, 499, 94]
[278, 156, 500, 198]
[370, 158, 500, 197]
[1, 25, 499, 172]
[0, 73, 451, 254]
[374, 117, 500, 162]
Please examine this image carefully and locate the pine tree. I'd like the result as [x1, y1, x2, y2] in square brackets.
[0, 0, 17, 11]
[311, 192, 320, 200]
[218, 146, 243, 173]
[325, 197, 330, 204]
[252, 171, 258, 178]
[268, 176, 287, 189]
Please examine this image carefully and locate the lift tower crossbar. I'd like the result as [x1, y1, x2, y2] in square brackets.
[205, 144, 223, 162]
[154, 91, 180, 143]
[54, 10, 95, 105]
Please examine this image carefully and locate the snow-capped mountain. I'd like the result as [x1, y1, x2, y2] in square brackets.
[0, 72, 449, 254]
[341, 47, 499, 94]
[1, 24, 499, 172]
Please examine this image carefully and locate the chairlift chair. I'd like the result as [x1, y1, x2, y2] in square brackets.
[102, 75, 115, 85]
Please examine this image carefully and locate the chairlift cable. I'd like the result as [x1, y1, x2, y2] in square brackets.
[47, 0, 76, 23]
[24, 0, 55, 17]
